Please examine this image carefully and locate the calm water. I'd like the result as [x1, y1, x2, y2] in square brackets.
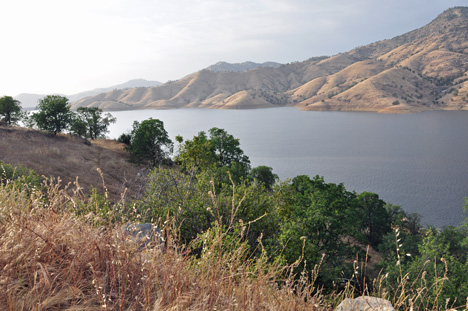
[107, 108, 468, 227]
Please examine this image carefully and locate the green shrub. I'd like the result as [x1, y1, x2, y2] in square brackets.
[0, 162, 42, 189]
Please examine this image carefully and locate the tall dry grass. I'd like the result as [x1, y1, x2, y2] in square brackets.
[0, 178, 330, 310]
[0, 124, 145, 201]
[1, 125, 464, 310]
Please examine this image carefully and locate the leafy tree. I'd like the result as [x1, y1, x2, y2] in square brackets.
[118, 132, 132, 145]
[32, 95, 73, 135]
[356, 192, 392, 247]
[127, 118, 173, 166]
[378, 204, 422, 261]
[380, 227, 468, 309]
[71, 107, 116, 139]
[137, 167, 279, 247]
[208, 127, 250, 170]
[176, 128, 251, 183]
[0, 96, 23, 125]
[249, 165, 278, 190]
[176, 131, 217, 171]
[70, 117, 88, 138]
[275, 175, 362, 286]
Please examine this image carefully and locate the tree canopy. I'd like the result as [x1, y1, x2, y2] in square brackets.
[0, 96, 23, 125]
[71, 107, 116, 139]
[249, 165, 278, 190]
[176, 128, 251, 182]
[32, 95, 73, 135]
[126, 118, 173, 166]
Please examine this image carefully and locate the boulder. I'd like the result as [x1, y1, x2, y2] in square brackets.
[335, 296, 394, 311]
[121, 223, 165, 251]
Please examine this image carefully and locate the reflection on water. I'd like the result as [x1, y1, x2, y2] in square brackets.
[108, 108, 468, 227]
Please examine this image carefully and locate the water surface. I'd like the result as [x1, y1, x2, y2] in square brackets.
[107, 108, 468, 227]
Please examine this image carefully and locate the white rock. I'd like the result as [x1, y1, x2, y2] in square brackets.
[335, 296, 395, 311]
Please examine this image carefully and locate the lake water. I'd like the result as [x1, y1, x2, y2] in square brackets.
[107, 108, 468, 228]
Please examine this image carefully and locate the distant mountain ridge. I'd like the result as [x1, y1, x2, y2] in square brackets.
[206, 61, 282, 72]
[15, 79, 162, 109]
[72, 7, 468, 113]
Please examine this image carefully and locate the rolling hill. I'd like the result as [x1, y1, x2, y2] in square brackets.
[72, 7, 468, 113]
[205, 61, 282, 72]
[15, 79, 162, 109]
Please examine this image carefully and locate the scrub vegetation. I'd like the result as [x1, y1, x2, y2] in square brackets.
[1, 118, 468, 310]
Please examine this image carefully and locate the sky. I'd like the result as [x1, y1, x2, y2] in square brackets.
[0, 0, 466, 96]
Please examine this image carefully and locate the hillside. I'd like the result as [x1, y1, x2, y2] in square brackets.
[15, 79, 162, 109]
[206, 61, 282, 72]
[72, 7, 468, 113]
[0, 123, 144, 200]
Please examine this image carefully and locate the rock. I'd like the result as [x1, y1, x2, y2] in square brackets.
[335, 296, 395, 311]
[121, 223, 165, 251]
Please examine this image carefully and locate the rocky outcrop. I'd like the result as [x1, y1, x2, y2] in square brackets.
[121, 223, 165, 251]
[335, 296, 394, 311]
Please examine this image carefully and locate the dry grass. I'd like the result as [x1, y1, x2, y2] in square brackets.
[0, 124, 145, 201]
[0, 179, 330, 311]
[72, 8, 468, 114]
[0, 174, 464, 310]
[1, 125, 463, 310]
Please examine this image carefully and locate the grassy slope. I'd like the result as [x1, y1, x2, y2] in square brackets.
[0, 126, 328, 309]
[0, 124, 457, 310]
[0, 180, 330, 310]
[72, 8, 468, 113]
[0, 123, 145, 201]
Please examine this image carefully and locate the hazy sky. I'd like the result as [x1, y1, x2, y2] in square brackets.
[0, 0, 465, 96]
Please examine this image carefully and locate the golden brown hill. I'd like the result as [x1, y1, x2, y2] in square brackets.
[72, 7, 468, 113]
[0, 123, 144, 201]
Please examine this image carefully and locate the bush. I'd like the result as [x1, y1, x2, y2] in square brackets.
[118, 132, 132, 145]
[0, 162, 42, 189]
[126, 118, 173, 166]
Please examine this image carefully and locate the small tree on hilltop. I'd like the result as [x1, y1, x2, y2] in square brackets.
[71, 107, 116, 139]
[0, 96, 23, 125]
[127, 118, 173, 166]
[32, 95, 73, 135]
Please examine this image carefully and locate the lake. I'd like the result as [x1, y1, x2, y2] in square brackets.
[107, 108, 468, 227]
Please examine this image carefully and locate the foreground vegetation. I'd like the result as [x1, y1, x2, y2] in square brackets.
[2, 112, 468, 309]
[0, 170, 333, 310]
[2, 161, 468, 310]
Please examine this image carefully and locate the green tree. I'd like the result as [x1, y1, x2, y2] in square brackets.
[70, 117, 87, 138]
[176, 128, 251, 183]
[380, 227, 468, 309]
[378, 204, 422, 261]
[32, 95, 73, 135]
[356, 192, 392, 247]
[118, 132, 132, 145]
[0, 96, 23, 125]
[72, 107, 116, 139]
[208, 127, 250, 170]
[137, 167, 279, 248]
[275, 175, 362, 286]
[176, 131, 217, 171]
[249, 165, 278, 190]
[127, 118, 173, 166]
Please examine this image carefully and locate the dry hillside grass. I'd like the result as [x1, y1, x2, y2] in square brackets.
[72, 7, 468, 113]
[0, 123, 144, 201]
[0, 179, 331, 310]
